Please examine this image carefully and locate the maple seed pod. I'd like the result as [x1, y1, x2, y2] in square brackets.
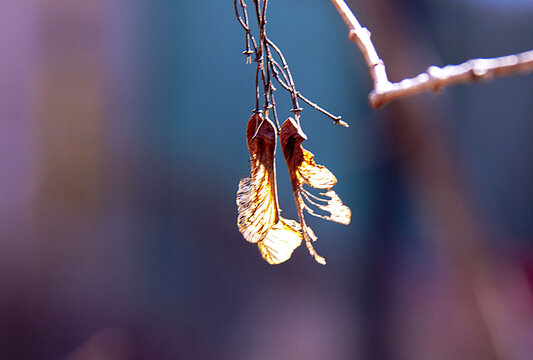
[236, 113, 302, 265]
[280, 117, 351, 265]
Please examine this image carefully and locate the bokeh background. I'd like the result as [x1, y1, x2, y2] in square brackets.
[1, 0, 533, 359]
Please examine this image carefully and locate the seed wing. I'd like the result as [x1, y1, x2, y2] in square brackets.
[237, 114, 302, 264]
[280, 117, 351, 264]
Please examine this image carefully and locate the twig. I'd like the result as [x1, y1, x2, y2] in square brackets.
[266, 39, 302, 115]
[268, 40, 348, 126]
[234, 0, 345, 127]
[330, 0, 533, 108]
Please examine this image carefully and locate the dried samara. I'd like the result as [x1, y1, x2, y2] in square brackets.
[237, 114, 303, 264]
[237, 114, 351, 265]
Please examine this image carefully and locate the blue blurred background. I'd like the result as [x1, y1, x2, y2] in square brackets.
[1, 0, 533, 359]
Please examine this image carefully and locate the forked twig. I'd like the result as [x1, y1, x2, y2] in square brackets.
[234, 0, 345, 127]
[267, 39, 348, 126]
[330, 0, 533, 108]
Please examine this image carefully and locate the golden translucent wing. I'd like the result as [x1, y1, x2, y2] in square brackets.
[237, 113, 302, 264]
[258, 219, 302, 265]
[297, 148, 337, 189]
[280, 117, 351, 265]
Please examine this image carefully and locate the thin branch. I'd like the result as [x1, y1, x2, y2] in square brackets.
[297, 93, 347, 127]
[370, 51, 533, 108]
[330, 0, 533, 108]
[266, 38, 302, 116]
[235, 0, 346, 127]
[270, 60, 347, 126]
[269, 90, 281, 129]
[234, 0, 256, 63]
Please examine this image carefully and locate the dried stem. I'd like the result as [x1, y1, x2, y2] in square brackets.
[234, 0, 344, 127]
[330, 0, 533, 108]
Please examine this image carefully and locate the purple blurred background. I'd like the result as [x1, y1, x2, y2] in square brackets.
[1, 0, 533, 359]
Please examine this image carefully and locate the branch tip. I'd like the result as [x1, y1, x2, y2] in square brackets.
[331, 0, 533, 107]
[337, 119, 349, 128]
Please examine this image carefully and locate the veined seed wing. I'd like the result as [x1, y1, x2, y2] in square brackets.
[237, 113, 302, 264]
[280, 117, 351, 265]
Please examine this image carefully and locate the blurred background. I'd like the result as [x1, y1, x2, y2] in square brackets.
[1, 0, 533, 359]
